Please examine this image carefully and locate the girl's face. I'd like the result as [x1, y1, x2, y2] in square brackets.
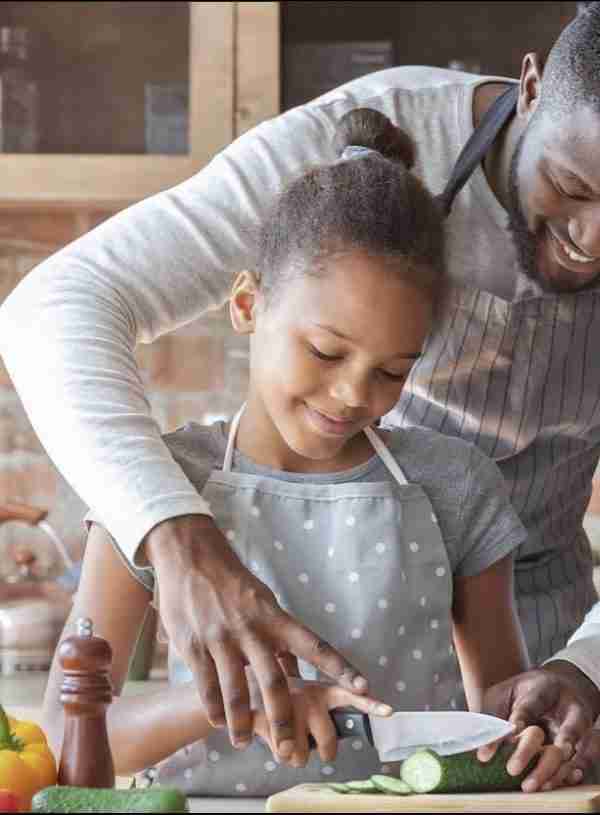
[230, 249, 434, 470]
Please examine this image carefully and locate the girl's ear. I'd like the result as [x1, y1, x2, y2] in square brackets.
[229, 270, 261, 334]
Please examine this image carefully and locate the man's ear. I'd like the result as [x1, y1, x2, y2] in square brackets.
[229, 270, 261, 334]
[518, 52, 544, 119]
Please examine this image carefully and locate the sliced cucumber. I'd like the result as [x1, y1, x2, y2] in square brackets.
[345, 779, 382, 794]
[370, 774, 414, 795]
[400, 744, 538, 794]
[328, 782, 351, 794]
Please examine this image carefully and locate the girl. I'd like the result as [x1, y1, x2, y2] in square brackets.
[42, 108, 565, 796]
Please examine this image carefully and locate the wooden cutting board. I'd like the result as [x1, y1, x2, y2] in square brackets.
[266, 783, 600, 812]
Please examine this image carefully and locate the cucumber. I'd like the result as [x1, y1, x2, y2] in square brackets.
[345, 779, 382, 793]
[370, 775, 413, 795]
[328, 782, 352, 793]
[31, 785, 189, 813]
[400, 744, 538, 794]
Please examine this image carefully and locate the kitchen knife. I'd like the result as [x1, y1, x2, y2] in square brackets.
[309, 709, 515, 761]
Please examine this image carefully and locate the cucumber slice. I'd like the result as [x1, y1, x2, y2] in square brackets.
[400, 744, 538, 794]
[328, 782, 351, 794]
[345, 779, 382, 793]
[370, 774, 414, 795]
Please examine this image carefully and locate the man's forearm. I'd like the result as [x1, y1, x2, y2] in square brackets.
[141, 513, 215, 568]
[143, 513, 246, 581]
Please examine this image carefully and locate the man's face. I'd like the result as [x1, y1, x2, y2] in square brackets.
[508, 105, 600, 293]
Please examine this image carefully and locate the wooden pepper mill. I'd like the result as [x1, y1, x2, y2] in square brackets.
[57, 617, 115, 788]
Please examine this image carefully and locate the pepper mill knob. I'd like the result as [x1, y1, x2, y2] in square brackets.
[57, 616, 115, 788]
[78, 617, 93, 637]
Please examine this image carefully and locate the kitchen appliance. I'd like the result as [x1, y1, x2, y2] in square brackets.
[0, 502, 77, 675]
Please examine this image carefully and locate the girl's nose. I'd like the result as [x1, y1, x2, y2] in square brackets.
[569, 207, 600, 260]
[329, 374, 370, 408]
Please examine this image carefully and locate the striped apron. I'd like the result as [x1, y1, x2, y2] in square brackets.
[386, 85, 599, 665]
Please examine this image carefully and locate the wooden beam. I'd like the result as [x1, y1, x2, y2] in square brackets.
[235, 2, 280, 137]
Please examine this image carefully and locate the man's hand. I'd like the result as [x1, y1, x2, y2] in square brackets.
[252, 681, 392, 768]
[143, 514, 370, 762]
[479, 661, 600, 790]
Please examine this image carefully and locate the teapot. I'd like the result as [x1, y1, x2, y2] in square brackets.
[0, 502, 79, 675]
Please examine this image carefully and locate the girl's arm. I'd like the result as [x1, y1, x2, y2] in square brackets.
[42, 523, 214, 776]
[452, 554, 573, 792]
[452, 553, 530, 713]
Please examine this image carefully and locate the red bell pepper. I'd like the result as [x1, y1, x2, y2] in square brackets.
[0, 789, 19, 812]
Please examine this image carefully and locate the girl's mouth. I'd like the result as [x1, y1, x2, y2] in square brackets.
[304, 404, 359, 437]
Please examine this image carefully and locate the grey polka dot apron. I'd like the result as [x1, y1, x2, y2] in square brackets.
[387, 85, 598, 666]
[155, 408, 462, 796]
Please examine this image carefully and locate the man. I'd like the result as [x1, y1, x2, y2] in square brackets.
[2, 3, 600, 790]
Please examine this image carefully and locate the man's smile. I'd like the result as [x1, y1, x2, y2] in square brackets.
[544, 225, 600, 289]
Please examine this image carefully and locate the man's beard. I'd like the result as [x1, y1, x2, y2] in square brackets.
[506, 128, 545, 289]
[505, 126, 600, 294]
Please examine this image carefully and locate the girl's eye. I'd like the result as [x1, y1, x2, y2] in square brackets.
[553, 177, 589, 201]
[309, 344, 343, 362]
[379, 369, 407, 382]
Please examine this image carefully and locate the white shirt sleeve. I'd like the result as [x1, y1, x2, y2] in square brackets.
[544, 602, 600, 691]
[0, 102, 339, 566]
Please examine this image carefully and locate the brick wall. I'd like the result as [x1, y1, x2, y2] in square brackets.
[0, 208, 248, 575]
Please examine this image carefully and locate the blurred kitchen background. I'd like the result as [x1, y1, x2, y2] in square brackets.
[1, 1, 598, 677]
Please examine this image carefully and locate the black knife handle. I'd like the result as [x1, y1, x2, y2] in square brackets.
[307, 707, 373, 750]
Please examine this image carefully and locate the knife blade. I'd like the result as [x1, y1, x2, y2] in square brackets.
[309, 708, 514, 761]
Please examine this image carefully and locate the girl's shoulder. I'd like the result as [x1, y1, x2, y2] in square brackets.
[380, 424, 481, 459]
[379, 426, 499, 483]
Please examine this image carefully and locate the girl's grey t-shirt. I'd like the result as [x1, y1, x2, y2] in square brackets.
[86, 423, 527, 592]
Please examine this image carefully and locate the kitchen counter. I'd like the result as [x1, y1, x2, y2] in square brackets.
[0, 672, 266, 813]
[4, 675, 600, 813]
[0, 670, 171, 720]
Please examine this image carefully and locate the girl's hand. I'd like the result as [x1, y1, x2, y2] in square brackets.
[477, 724, 571, 792]
[252, 682, 392, 768]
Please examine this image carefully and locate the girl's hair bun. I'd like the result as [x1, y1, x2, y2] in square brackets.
[335, 107, 415, 170]
[254, 105, 443, 302]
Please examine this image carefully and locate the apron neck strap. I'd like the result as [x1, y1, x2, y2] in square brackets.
[224, 405, 408, 486]
[363, 426, 409, 486]
[223, 406, 245, 472]
[436, 83, 519, 217]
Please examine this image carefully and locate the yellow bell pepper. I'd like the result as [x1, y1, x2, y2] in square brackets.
[0, 704, 56, 812]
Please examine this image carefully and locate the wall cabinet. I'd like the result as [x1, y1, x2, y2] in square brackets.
[0, 2, 279, 205]
[0, 1, 579, 205]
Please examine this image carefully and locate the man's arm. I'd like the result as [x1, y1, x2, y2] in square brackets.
[1, 92, 379, 758]
[0, 62, 426, 557]
[0, 104, 336, 560]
